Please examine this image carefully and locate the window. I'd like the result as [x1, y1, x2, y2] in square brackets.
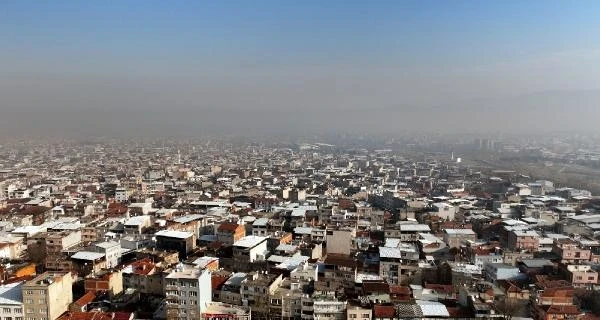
[189, 291, 197, 297]
[5, 317, 13, 320]
[349, 315, 357, 319]
[589, 276, 596, 280]
[25, 291, 33, 295]
[13, 309, 21, 314]
[362, 314, 370, 318]
[25, 309, 33, 314]
[3, 309, 10, 313]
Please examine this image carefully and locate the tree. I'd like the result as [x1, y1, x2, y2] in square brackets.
[493, 298, 526, 320]
[574, 288, 600, 315]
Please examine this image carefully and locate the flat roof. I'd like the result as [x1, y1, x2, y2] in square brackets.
[155, 230, 193, 239]
[253, 218, 269, 226]
[444, 229, 476, 235]
[399, 224, 431, 232]
[233, 235, 267, 248]
[166, 265, 205, 279]
[173, 214, 204, 224]
[124, 216, 150, 226]
[71, 251, 105, 261]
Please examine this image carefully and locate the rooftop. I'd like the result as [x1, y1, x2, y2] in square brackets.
[233, 235, 267, 248]
[155, 230, 193, 239]
[71, 251, 105, 261]
[0, 282, 24, 305]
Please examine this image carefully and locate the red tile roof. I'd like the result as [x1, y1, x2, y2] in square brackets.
[127, 258, 156, 275]
[218, 222, 242, 233]
[389, 285, 411, 295]
[374, 305, 396, 318]
[58, 312, 133, 320]
[107, 202, 128, 215]
[73, 291, 96, 307]
[425, 284, 454, 294]
[363, 281, 389, 294]
[211, 275, 229, 290]
[541, 304, 580, 315]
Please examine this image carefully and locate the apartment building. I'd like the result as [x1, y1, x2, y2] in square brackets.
[201, 302, 250, 320]
[23, 272, 73, 320]
[347, 304, 372, 320]
[552, 239, 591, 264]
[169, 214, 205, 238]
[240, 273, 283, 318]
[378, 244, 420, 285]
[562, 264, 598, 289]
[508, 230, 540, 252]
[217, 222, 246, 246]
[155, 230, 196, 259]
[232, 236, 268, 271]
[92, 241, 122, 269]
[313, 299, 347, 320]
[443, 229, 477, 248]
[483, 263, 522, 282]
[0, 281, 24, 320]
[252, 218, 270, 237]
[164, 265, 212, 320]
[123, 215, 153, 234]
[84, 269, 123, 296]
[122, 258, 164, 295]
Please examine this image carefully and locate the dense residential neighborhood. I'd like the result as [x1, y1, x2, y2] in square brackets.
[0, 136, 600, 320]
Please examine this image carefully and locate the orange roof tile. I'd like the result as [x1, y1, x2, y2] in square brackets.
[73, 291, 96, 307]
[374, 305, 396, 318]
[218, 222, 242, 233]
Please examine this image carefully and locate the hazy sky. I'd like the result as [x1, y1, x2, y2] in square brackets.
[1, 1, 600, 136]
